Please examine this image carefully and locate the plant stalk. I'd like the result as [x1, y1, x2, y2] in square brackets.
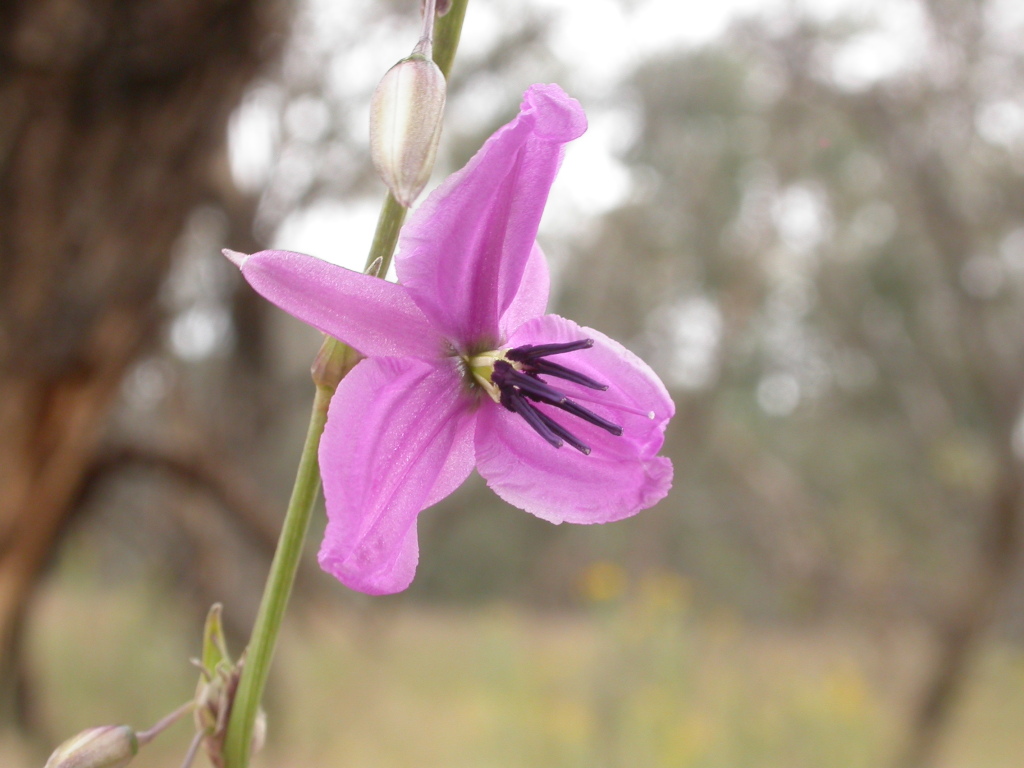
[137, 700, 195, 746]
[220, 2, 469, 766]
[221, 384, 332, 768]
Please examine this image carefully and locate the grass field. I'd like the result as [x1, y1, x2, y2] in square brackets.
[7, 569, 1024, 767]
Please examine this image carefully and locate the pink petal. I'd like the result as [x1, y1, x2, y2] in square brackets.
[475, 314, 673, 524]
[498, 242, 550, 339]
[226, 249, 442, 359]
[317, 356, 476, 594]
[396, 84, 585, 349]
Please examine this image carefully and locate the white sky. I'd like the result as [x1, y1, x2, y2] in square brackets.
[228, 0, 950, 272]
[219, 0, 1024, 399]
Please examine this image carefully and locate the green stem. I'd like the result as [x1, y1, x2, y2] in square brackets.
[433, 0, 468, 79]
[180, 732, 204, 768]
[221, 3, 469, 765]
[221, 385, 332, 768]
[136, 700, 195, 746]
[364, 193, 407, 274]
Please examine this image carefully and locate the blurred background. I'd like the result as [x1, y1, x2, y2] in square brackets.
[4, 0, 1024, 765]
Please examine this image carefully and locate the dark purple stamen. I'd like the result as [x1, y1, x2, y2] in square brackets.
[492, 362, 568, 405]
[528, 358, 608, 391]
[555, 398, 623, 436]
[491, 339, 622, 454]
[506, 338, 595, 361]
[500, 388, 563, 449]
[533, 408, 592, 455]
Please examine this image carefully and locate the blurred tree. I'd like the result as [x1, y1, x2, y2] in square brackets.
[0, 0, 285, 722]
[9, 0, 1022, 763]
[560, 3, 1024, 765]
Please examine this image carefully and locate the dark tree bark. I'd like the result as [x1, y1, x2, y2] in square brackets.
[0, 0, 285, 709]
[896, 458, 1023, 768]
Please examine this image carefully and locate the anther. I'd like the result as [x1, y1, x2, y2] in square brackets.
[505, 339, 594, 361]
[555, 399, 623, 436]
[500, 389, 564, 449]
[490, 339, 623, 453]
[533, 408, 591, 454]
[492, 361, 567, 405]
[528, 358, 607, 390]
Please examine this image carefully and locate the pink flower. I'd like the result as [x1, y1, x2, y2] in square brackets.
[226, 84, 673, 595]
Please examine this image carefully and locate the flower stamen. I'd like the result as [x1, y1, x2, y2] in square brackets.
[500, 388, 565, 449]
[531, 405, 592, 454]
[505, 339, 595, 359]
[480, 339, 623, 454]
[519, 357, 608, 390]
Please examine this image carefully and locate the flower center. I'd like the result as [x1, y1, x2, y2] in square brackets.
[465, 339, 622, 455]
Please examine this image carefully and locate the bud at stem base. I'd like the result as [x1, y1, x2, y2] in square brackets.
[45, 726, 138, 768]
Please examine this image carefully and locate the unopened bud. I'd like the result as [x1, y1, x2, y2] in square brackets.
[311, 335, 361, 391]
[44, 726, 138, 768]
[369, 53, 446, 207]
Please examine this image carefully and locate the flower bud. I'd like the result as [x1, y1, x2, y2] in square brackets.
[312, 333, 361, 392]
[369, 53, 446, 207]
[44, 726, 138, 768]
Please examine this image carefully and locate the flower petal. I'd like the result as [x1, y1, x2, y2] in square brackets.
[396, 84, 585, 349]
[317, 356, 476, 594]
[498, 242, 549, 338]
[475, 314, 673, 524]
[226, 249, 442, 358]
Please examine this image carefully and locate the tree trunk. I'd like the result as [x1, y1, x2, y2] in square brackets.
[0, 0, 283, 713]
[894, 455, 1024, 768]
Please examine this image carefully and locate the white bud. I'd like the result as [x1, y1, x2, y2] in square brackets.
[369, 53, 446, 207]
[44, 726, 138, 768]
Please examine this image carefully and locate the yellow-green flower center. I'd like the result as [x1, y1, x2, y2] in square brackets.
[465, 349, 512, 402]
